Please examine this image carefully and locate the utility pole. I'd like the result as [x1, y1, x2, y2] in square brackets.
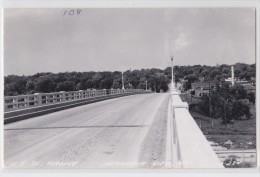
[171, 53, 174, 87]
[224, 99, 227, 127]
[122, 71, 125, 90]
[191, 91, 192, 103]
[145, 80, 147, 91]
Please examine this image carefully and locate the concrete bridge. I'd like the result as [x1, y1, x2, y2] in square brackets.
[4, 87, 223, 168]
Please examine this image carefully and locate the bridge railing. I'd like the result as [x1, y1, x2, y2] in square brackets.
[4, 88, 149, 112]
[170, 86, 223, 168]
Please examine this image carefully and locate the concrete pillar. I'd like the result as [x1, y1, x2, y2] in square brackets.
[79, 90, 83, 99]
[13, 97, 18, 110]
[51, 94, 55, 103]
[59, 91, 66, 102]
[24, 96, 27, 108]
[34, 93, 42, 106]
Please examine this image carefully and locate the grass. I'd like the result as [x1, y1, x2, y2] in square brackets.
[180, 94, 256, 149]
[191, 110, 256, 149]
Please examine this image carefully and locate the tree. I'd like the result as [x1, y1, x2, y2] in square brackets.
[148, 73, 169, 92]
[99, 72, 113, 89]
[25, 80, 36, 94]
[137, 77, 147, 90]
[195, 82, 252, 124]
[111, 79, 122, 89]
[247, 92, 255, 104]
[35, 75, 56, 93]
[55, 81, 76, 91]
[4, 76, 27, 95]
[4, 83, 18, 96]
[197, 95, 210, 116]
[232, 100, 251, 120]
[230, 85, 247, 100]
[184, 74, 198, 90]
[92, 72, 103, 89]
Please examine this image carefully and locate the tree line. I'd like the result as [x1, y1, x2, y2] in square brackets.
[4, 69, 169, 96]
[168, 63, 255, 91]
[4, 62, 255, 97]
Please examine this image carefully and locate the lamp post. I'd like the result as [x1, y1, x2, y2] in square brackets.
[122, 71, 125, 90]
[171, 53, 174, 87]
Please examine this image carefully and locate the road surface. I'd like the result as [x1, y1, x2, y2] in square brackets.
[4, 93, 170, 168]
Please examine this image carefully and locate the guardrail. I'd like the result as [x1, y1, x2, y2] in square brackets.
[4, 89, 147, 112]
[170, 85, 223, 168]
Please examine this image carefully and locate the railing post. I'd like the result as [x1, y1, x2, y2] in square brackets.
[79, 90, 83, 99]
[13, 97, 18, 110]
[34, 93, 42, 106]
[52, 94, 56, 103]
[59, 91, 66, 102]
[24, 96, 27, 108]
[86, 91, 90, 98]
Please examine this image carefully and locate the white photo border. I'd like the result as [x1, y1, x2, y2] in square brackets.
[0, 0, 259, 176]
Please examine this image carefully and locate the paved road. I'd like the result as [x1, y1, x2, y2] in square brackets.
[4, 93, 170, 168]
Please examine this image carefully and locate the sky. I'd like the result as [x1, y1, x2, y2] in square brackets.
[4, 8, 256, 76]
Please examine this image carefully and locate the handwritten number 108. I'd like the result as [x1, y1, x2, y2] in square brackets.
[63, 9, 82, 16]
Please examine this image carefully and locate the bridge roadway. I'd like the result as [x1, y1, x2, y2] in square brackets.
[4, 93, 170, 168]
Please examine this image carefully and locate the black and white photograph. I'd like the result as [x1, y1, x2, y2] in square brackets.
[3, 8, 257, 169]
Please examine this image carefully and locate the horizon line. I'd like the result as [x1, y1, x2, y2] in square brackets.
[4, 62, 256, 77]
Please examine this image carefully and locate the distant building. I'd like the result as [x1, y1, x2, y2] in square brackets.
[191, 82, 216, 97]
[236, 80, 250, 85]
[225, 77, 250, 85]
[225, 77, 236, 83]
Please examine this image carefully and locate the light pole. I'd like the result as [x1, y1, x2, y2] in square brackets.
[122, 71, 125, 90]
[145, 80, 147, 91]
[171, 53, 174, 87]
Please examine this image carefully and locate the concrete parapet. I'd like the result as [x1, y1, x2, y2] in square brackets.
[170, 85, 223, 168]
[172, 102, 189, 109]
[174, 107, 223, 168]
[4, 91, 152, 124]
[5, 89, 150, 112]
